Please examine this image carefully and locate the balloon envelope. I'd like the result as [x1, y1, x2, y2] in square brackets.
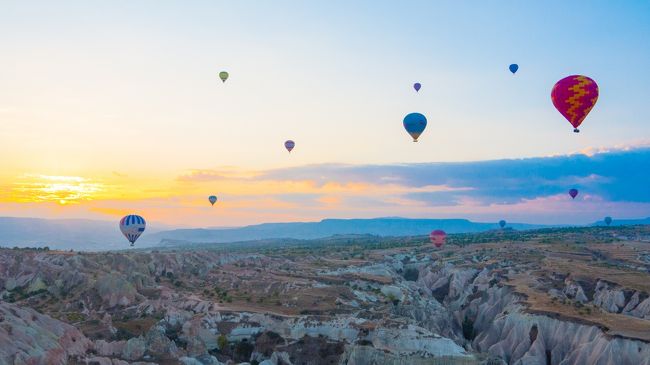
[569, 189, 579, 199]
[430, 230, 446, 248]
[219, 71, 229, 83]
[604, 216, 612, 226]
[509, 64, 519, 74]
[209, 195, 217, 206]
[284, 140, 295, 152]
[551, 75, 598, 132]
[403, 113, 427, 142]
[119, 215, 146, 246]
[499, 220, 506, 228]
[413, 83, 421, 92]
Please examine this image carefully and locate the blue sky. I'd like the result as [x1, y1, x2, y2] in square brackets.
[0, 1, 649, 226]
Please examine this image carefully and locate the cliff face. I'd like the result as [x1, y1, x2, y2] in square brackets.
[416, 262, 650, 365]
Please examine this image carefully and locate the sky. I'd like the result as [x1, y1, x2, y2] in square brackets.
[1, 1, 649, 228]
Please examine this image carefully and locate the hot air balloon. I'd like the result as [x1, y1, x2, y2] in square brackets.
[403, 113, 427, 142]
[284, 140, 295, 153]
[509, 64, 519, 74]
[430, 230, 446, 248]
[499, 220, 506, 228]
[551, 75, 599, 133]
[119, 215, 146, 246]
[569, 189, 579, 199]
[219, 71, 229, 83]
[413, 83, 421, 92]
[604, 216, 612, 226]
[209, 195, 217, 206]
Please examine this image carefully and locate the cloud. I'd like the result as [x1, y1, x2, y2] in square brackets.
[5, 148, 649, 227]
[178, 168, 262, 182]
[572, 140, 650, 157]
[160, 147, 650, 225]
[256, 148, 650, 205]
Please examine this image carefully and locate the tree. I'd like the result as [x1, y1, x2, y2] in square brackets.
[217, 335, 228, 351]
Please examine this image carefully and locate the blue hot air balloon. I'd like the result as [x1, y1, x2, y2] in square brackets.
[403, 113, 427, 142]
[604, 216, 612, 226]
[209, 195, 217, 206]
[119, 215, 146, 246]
[413, 83, 421, 92]
[509, 64, 519, 74]
[499, 220, 506, 228]
[285, 140, 295, 153]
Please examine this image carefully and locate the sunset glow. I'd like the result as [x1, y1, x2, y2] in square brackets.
[0, 1, 649, 227]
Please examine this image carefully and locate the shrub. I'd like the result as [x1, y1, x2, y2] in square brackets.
[234, 340, 254, 362]
[403, 268, 419, 282]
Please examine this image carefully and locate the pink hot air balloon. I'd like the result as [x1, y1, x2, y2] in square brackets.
[569, 188, 579, 199]
[551, 75, 599, 133]
[430, 230, 446, 248]
[284, 140, 295, 153]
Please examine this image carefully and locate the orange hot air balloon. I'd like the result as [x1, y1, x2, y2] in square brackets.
[551, 75, 599, 133]
[430, 230, 446, 248]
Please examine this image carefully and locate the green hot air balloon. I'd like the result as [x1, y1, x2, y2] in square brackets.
[219, 71, 229, 83]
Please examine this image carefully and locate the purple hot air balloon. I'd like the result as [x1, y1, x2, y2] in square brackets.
[413, 83, 421, 92]
[284, 140, 295, 153]
[569, 189, 579, 199]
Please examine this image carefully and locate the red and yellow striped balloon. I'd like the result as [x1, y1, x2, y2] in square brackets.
[551, 75, 599, 133]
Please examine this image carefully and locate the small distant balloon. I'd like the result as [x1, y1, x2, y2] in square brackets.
[403, 113, 427, 142]
[413, 83, 421, 92]
[219, 71, 229, 83]
[551, 75, 599, 133]
[499, 220, 506, 228]
[604, 216, 612, 226]
[284, 140, 295, 153]
[119, 215, 146, 247]
[430, 230, 446, 248]
[569, 189, 579, 199]
[509, 64, 519, 74]
[209, 195, 217, 206]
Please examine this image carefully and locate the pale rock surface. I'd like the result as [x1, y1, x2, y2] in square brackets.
[0, 302, 91, 365]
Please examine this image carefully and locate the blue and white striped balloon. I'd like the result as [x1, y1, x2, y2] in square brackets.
[119, 214, 146, 246]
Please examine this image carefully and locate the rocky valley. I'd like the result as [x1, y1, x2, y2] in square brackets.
[1, 226, 650, 365]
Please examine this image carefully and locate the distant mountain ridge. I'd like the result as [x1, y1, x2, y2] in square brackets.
[2, 216, 649, 251]
[140, 218, 546, 246]
[592, 217, 650, 226]
[0, 217, 168, 251]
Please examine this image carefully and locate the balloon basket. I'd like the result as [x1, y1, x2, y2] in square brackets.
[573, 128, 580, 133]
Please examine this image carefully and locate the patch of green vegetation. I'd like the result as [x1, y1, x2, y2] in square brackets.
[3, 285, 48, 303]
[217, 334, 228, 350]
[66, 312, 86, 322]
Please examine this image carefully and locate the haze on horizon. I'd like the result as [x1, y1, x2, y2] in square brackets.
[1, 1, 649, 228]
